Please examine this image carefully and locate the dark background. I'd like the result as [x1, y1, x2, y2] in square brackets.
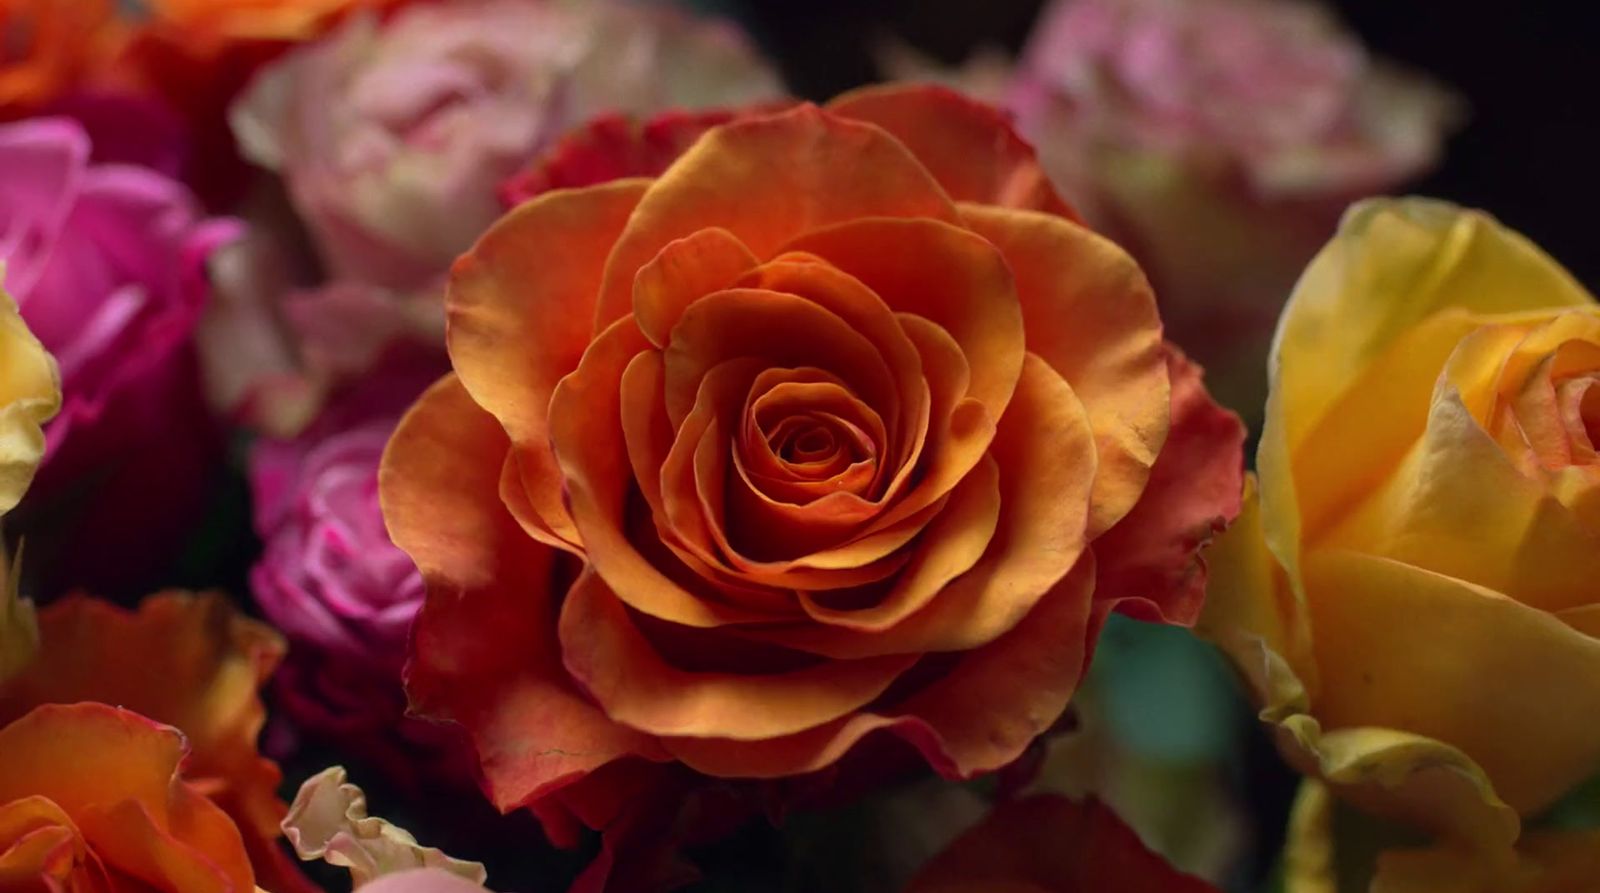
[704, 0, 1600, 288]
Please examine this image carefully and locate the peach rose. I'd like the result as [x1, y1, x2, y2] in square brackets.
[382, 86, 1243, 825]
[0, 702, 257, 893]
[1203, 199, 1600, 853]
[0, 593, 310, 893]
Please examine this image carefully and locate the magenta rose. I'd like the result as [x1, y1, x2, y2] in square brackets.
[249, 375, 467, 794]
[0, 116, 234, 596]
[252, 420, 418, 668]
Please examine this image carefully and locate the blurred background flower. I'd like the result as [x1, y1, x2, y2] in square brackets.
[203, 0, 782, 438]
[248, 370, 475, 799]
[884, 0, 1459, 421]
[231, 0, 780, 291]
[0, 116, 236, 598]
[0, 0, 129, 114]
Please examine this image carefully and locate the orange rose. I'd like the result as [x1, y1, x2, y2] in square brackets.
[0, 594, 310, 893]
[143, 0, 392, 47]
[904, 795, 1219, 892]
[0, 702, 256, 893]
[0, 0, 125, 111]
[382, 85, 1244, 820]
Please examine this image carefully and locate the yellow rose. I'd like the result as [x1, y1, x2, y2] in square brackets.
[1285, 781, 1600, 893]
[0, 283, 58, 682]
[0, 285, 59, 517]
[1202, 198, 1600, 852]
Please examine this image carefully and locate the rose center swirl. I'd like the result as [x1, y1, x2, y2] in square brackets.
[737, 369, 885, 503]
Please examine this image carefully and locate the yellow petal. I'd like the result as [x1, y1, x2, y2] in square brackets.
[1259, 199, 1595, 589]
[282, 766, 487, 889]
[0, 281, 60, 515]
[1303, 549, 1600, 817]
[1282, 782, 1336, 893]
[0, 542, 33, 684]
[1318, 365, 1600, 614]
[1198, 476, 1316, 700]
[1202, 482, 1520, 851]
[1371, 829, 1600, 893]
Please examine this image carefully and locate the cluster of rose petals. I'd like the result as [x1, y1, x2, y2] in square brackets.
[0, 593, 309, 893]
[1012, 0, 1455, 196]
[1204, 199, 1600, 851]
[382, 84, 1245, 827]
[250, 397, 480, 793]
[0, 703, 260, 893]
[231, 0, 782, 292]
[0, 116, 234, 593]
[253, 419, 421, 669]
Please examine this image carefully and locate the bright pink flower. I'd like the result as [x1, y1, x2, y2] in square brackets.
[0, 116, 233, 595]
[252, 419, 416, 667]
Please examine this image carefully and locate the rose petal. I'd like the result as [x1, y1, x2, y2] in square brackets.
[1316, 370, 1600, 614]
[785, 217, 1024, 424]
[1093, 346, 1245, 625]
[736, 254, 930, 484]
[959, 203, 1168, 538]
[559, 570, 917, 740]
[633, 227, 760, 348]
[382, 375, 666, 811]
[282, 766, 486, 887]
[592, 104, 960, 330]
[662, 287, 901, 432]
[1261, 199, 1596, 587]
[0, 703, 255, 893]
[1200, 482, 1523, 851]
[551, 317, 774, 628]
[904, 794, 1219, 893]
[1306, 548, 1600, 815]
[665, 552, 1097, 778]
[362, 869, 492, 893]
[828, 83, 1079, 219]
[448, 178, 650, 550]
[618, 350, 812, 612]
[658, 358, 907, 587]
[0, 593, 293, 892]
[797, 455, 1000, 632]
[501, 108, 748, 207]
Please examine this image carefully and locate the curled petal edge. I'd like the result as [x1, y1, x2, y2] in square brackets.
[283, 766, 488, 889]
[1201, 478, 1519, 853]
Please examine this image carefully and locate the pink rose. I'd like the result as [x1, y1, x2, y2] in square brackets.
[1014, 0, 1454, 194]
[1005, 0, 1459, 416]
[251, 420, 416, 666]
[249, 373, 465, 793]
[231, 0, 782, 291]
[0, 117, 234, 596]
